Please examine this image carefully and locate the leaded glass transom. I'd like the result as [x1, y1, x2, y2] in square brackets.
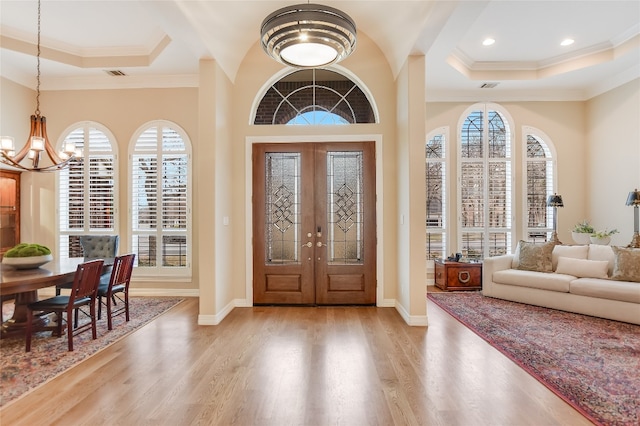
[255, 69, 375, 125]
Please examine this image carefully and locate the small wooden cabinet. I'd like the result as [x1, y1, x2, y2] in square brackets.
[0, 170, 20, 258]
[434, 260, 482, 291]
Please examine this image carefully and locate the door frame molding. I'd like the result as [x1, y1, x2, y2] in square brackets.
[245, 134, 388, 307]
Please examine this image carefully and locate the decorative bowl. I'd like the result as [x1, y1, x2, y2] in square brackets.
[2, 254, 53, 269]
[571, 232, 592, 245]
[590, 236, 611, 245]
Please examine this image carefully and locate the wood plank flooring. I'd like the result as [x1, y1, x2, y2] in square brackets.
[0, 297, 591, 426]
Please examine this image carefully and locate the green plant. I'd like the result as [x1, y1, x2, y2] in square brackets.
[591, 229, 619, 239]
[571, 220, 594, 234]
[4, 243, 51, 258]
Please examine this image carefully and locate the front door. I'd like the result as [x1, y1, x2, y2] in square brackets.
[253, 142, 376, 305]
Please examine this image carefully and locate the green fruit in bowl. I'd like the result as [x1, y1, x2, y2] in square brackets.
[4, 243, 52, 258]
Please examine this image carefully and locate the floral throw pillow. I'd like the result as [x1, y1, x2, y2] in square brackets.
[516, 240, 556, 273]
[611, 246, 640, 283]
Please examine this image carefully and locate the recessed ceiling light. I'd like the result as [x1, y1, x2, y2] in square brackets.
[482, 38, 495, 46]
[561, 38, 574, 46]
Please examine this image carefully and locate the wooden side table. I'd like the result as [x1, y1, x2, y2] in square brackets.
[434, 260, 482, 291]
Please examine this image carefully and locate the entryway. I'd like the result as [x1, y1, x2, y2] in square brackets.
[252, 142, 376, 305]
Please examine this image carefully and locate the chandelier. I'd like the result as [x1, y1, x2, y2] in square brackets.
[0, 0, 81, 172]
[260, 3, 356, 68]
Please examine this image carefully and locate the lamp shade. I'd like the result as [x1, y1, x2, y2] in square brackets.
[626, 189, 640, 206]
[547, 193, 564, 207]
[261, 3, 357, 68]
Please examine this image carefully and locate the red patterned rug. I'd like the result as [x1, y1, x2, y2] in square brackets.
[0, 297, 184, 408]
[428, 292, 640, 426]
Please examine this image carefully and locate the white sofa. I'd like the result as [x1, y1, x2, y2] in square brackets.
[483, 243, 640, 325]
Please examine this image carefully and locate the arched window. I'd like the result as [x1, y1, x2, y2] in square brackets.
[58, 122, 118, 258]
[254, 68, 376, 125]
[425, 129, 447, 260]
[524, 129, 556, 242]
[130, 121, 191, 276]
[458, 104, 513, 260]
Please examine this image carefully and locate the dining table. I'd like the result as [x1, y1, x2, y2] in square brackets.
[1, 257, 103, 339]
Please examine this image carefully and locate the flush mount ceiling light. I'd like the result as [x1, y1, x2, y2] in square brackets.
[260, 3, 356, 68]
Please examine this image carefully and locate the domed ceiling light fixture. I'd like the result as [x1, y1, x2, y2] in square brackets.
[260, 3, 356, 68]
[0, 0, 81, 172]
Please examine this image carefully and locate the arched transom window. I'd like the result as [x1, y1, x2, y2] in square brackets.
[254, 69, 376, 125]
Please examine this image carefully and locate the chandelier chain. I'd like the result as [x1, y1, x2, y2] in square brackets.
[35, 0, 41, 116]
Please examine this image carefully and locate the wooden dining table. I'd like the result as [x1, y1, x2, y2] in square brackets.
[1, 258, 98, 338]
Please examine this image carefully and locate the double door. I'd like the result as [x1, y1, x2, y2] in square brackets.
[252, 142, 376, 305]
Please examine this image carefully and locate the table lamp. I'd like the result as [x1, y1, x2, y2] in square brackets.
[547, 193, 564, 243]
[626, 189, 640, 248]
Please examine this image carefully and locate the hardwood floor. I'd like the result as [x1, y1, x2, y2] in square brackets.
[0, 297, 591, 426]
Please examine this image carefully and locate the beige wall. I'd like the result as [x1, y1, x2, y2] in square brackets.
[586, 79, 640, 246]
[396, 56, 428, 324]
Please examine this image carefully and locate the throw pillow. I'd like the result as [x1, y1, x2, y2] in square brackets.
[555, 256, 609, 278]
[611, 246, 640, 283]
[516, 240, 556, 272]
[551, 244, 589, 271]
[587, 244, 616, 275]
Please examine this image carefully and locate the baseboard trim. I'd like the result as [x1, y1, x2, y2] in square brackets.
[129, 288, 199, 297]
[198, 299, 251, 325]
[395, 302, 428, 326]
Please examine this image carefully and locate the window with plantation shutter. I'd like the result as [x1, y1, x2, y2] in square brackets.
[525, 129, 556, 242]
[58, 124, 117, 258]
[425, 129, 446, 260]
[131, 121, 191, 275]
[458, 104, 513, 260]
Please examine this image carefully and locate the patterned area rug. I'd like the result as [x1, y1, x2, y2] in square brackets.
[428, 292, 640, 426]
[0, 297, 184, 408]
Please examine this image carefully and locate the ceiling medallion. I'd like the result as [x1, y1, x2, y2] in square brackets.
[260, 3, 356, 68]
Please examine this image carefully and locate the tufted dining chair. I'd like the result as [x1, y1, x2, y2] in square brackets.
[56, 235, 119, 296]
[79, 235, 120, 260]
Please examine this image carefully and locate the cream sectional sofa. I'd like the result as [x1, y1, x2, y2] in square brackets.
[482, 243, 640, 325]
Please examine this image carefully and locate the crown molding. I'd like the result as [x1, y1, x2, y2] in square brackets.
[0, 30, 171, 68]
[447, 32, 640, 82]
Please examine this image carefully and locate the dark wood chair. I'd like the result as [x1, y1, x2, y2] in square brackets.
[98, 253, 135, 330]
[26, 259, 104, 352]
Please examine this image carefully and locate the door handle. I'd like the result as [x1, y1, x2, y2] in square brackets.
[302, 241, 313, 248]
[316, 241, 327, 247]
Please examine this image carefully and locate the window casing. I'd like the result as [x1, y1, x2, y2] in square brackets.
[458, 104, 513, 260]
[130, 121, 192, 276]
[58, 123, 117, 258]
[425, 129, 446, 260]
